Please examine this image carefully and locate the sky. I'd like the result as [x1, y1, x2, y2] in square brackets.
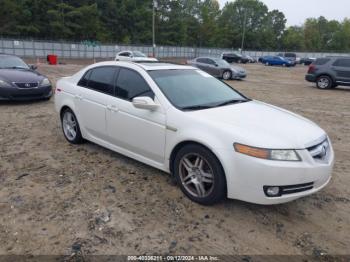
[218, 0, 350, 26]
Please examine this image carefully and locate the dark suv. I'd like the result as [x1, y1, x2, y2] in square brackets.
[221, 52, 249, 64]
[305, 57, 350, 89]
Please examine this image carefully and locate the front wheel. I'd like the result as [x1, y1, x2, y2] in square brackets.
[316, 75, 333, 89]
[173, 144, 227, 205]
[222, 70, 232, 80]
[61, 108, 84, 144]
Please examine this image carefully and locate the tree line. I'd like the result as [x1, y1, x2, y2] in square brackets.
[1, 0, 350, 52]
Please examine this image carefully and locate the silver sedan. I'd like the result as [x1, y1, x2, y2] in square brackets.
[187, 57, 247, 80]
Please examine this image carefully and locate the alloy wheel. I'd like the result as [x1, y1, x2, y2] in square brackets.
[63, 111, 77, 141]
[317, 77, 330, 89]
[179, 153, 214, 198]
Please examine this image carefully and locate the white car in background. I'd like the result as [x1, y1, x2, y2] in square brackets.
[55, 61, 333, 205]
[115, 50, 158, 62]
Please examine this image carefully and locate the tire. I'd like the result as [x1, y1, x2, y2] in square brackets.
[222, 70, 232, 80]
[173, 144, 227, 205]
[61, 108, 84, 144]
[316, 75, 333, 89]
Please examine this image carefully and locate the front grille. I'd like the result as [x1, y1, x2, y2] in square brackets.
[307, 139, 330, 161]
[14, 82, 38, 88]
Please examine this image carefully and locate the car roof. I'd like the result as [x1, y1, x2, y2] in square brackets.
[89, 61, 195, 71]
[0, 53, 17, 58]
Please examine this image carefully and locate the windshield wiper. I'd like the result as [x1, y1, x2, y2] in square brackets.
[214, 99, 250, 107]
[2, 66, 28, 69]
[181, 105, 214, 111]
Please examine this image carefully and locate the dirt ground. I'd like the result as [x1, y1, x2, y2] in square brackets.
[0, 61, 349, 257]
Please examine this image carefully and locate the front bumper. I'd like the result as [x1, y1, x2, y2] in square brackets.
[0, 85, 52, 101]
[217, 141, 334, 205]
[232, 72, 247, 80]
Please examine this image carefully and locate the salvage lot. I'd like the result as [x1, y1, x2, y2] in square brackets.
[0, 62, 349, 256]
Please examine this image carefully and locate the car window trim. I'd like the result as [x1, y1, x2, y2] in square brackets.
[78, 66, 119, 96]
[114, 66, 156, 102]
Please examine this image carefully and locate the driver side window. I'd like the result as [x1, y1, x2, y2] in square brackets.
[119, 52, 130, 57]
[115, 68, 155, 101]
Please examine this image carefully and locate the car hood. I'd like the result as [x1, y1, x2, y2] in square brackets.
[188, 100, 325, 149]
[0, 69, 44, 83]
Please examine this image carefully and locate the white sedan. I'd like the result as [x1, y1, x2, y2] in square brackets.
[55, 61, 334, 205]
[115, 50, 158, 62]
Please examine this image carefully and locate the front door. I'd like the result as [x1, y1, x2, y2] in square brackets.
[106, 67, 166, 164]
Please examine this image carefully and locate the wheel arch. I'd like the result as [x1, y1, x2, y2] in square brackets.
[169, 140, 228, 195]
[169, 140, 225, 176]
[316, 73, 336, 82]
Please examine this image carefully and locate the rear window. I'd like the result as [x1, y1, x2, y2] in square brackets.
[285, 53, 296, 58]
[314, 58, 330, 65]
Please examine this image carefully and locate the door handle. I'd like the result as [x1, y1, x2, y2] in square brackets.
[106, 105, 118, 112]
[74, 94, 82, 100]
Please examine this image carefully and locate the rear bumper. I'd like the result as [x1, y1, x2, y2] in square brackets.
[0, 85, 52, 101]
[305, 74, 317, 82]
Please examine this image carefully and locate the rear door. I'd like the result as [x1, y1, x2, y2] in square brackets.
[117, 52, 132, 61]
[332, 58, 350, 83]
[75, 66, 118, 141]
[195, 58, 210, 72]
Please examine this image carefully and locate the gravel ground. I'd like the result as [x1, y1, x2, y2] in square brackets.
[0, 61, 349, 257]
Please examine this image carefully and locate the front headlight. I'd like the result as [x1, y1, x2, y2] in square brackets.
[234, 143, 301, 161]
[40, 78, 51, 87]
[0, 79, 12, 88]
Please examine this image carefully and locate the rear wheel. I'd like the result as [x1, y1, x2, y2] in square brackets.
[173, 144, 227, 205]
[61, 108, 83, 144]
[222, 70, 232, 80]
[316, 75, 333, 89]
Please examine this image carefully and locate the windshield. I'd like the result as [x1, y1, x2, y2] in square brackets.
[0, 56, 29, 69]
[212, 58, 230, 67]
[133, 51, 147, 58]
[149, 69, 248, 110]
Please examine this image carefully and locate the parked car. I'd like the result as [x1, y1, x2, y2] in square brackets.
[0, 54, 52, 101]
[300, 57, 316, 66]
[243, 54, 256, 63]
[115, 50, 158, 62]
[305, 56, 350, 89]
[278, 52, 300, 63]
[260, 56, 296, 67]
[55, 61, 333, 205]
[221, 52, 249, 64]
[187, 57, 246, 80]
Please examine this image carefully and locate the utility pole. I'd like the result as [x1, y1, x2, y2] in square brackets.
[152, 0, 157, 57]
[241, 9, 247, 53]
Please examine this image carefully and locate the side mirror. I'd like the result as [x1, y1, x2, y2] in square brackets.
[214, 63, 218, 67]
[30, 64, 37, 70]
[132, 96, 158, 111]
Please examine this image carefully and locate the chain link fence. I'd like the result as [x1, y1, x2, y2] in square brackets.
[1, 38, 349, 60]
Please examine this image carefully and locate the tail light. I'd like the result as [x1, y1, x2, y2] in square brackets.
[308, 64, 316, 73]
